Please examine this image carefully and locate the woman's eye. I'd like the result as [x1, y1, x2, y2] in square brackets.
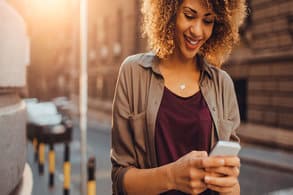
[204, 19, 214, 24]
[184, 13, 194, 19]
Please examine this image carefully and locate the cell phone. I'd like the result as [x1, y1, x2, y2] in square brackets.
[209, 141, 241, 156]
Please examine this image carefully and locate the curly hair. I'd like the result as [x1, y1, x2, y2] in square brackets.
[141, 0, 247, 66]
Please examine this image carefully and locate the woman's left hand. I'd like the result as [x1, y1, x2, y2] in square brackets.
[203, 156, 240, 194]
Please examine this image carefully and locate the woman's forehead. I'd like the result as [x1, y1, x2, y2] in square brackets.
[182, 0, 211, 8]
[180, 0, 215, 14]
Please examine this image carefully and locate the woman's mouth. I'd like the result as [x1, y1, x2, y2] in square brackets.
[184, 35, 201, 50]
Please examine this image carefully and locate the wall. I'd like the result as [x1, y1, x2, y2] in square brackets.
[0, 0, 28, 194]
[224, 0, 293, 129]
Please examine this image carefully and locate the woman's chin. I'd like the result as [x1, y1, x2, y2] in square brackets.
[181, 51, 198, 61]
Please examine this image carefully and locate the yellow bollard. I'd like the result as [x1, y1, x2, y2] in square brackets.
[38, 143, 45, 175]
[87, 157, 96, 195]
[63, 143, 70, 195]
[49, 144, 55, 187]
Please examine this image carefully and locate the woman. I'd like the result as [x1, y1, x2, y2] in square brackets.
[111, 0, 247, 194]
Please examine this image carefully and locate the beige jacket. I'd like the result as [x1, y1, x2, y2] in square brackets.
[111, 52, 240, 195]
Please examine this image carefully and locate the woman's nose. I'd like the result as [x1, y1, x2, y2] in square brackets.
[190, 21, 204, 38]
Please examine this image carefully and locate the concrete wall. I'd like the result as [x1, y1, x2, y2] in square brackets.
[0, 1, 28, 194]
[0, 0, 29, 87]
[0, 96, 26, 195]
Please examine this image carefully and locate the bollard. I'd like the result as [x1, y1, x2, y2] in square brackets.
[87, 157, 96, 195]
[48, 144, 55, 188]
[63, 143, 70, 195]
[38, 143, 45, 175]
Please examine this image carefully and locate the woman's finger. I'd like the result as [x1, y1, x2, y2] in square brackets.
[190, 179, 207, 189]
[205, 166, 239, 176]
[202, 157, 225, 168]
[223, 156, 241, 167]
[206, 184, 236, 193]
[205, 171, 222, 177]
[204, 175, 238, 187]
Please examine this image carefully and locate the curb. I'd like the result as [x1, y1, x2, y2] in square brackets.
[239, 146, 293, 173]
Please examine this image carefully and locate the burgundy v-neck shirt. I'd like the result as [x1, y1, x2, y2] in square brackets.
[155, 87, 212, 195]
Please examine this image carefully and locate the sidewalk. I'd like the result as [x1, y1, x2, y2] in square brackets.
[239, 144, 293, 173]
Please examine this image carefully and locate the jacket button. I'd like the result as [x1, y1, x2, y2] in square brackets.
[212, 107, 216, 112]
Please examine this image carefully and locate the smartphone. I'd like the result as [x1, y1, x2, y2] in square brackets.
[209, 141, 241, 156]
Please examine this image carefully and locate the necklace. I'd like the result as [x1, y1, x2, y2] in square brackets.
[179, 83, 186, 90]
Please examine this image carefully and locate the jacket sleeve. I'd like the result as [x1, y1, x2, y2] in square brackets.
[111, 59, 137, 195]
[223, 71, 241, 143]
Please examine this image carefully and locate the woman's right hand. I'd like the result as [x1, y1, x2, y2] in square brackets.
[166, 151, 206, 194]
[167, 151, 226, 195]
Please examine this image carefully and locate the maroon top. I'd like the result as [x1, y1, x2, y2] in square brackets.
[155, 87, 212, 195]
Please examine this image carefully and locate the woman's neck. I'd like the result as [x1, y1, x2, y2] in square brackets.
[161, 53, 199, 73]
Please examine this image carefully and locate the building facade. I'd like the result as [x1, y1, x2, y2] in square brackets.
[87, 0, 146, 106]
[224, 0, 293, 130]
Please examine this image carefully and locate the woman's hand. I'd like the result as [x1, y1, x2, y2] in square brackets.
[203, 156, 240, 194]
[167, 151, 225, 195]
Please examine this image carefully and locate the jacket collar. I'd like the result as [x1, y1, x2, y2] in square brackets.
[137, 52, 213, 79]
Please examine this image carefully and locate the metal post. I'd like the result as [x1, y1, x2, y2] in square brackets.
[80, 0, 88, 194]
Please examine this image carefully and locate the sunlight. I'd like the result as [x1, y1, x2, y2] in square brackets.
[29, 0, 69, 16]
[26, 0, 72, 31]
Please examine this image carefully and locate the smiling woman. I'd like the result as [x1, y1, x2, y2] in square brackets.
[111, 0, 247, 195]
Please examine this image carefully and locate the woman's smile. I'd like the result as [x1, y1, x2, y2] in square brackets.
[184, 34, 202, 50]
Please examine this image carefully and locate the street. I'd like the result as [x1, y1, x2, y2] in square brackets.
[27, 117, 293, 195]
[27, 118, 112, 195]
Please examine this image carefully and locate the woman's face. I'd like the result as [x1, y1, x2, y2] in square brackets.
[173, 0, 215, 61]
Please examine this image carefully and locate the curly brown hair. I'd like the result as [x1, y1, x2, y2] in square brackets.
[141, 0, 247, 66]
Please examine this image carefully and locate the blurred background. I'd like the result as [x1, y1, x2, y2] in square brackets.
[0, 0, 293, 195]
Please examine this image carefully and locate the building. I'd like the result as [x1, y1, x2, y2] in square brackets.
[87, 0, 146, 111]
[223, 0, 293, 148]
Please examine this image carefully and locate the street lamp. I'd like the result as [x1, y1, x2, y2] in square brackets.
[80, 0, 88, 195]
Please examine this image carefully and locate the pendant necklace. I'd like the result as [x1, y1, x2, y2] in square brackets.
[179, 83, 186, 90]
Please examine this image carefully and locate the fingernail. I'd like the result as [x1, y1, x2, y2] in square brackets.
[202, 151, 208, 157]
[218, 159, 225, 165]
[205, 176, 211, 182]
